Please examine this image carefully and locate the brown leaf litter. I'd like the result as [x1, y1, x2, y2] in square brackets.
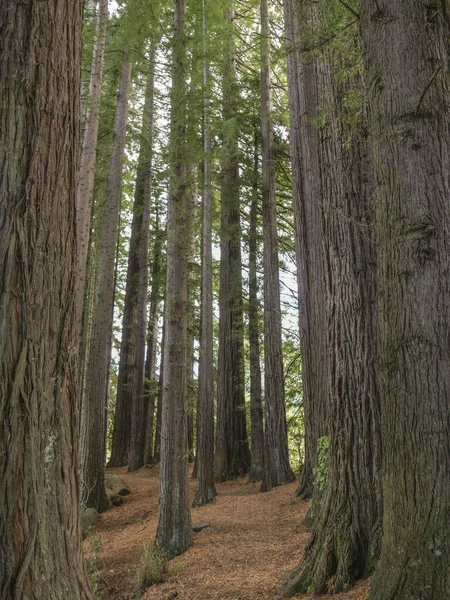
[84, 466, 370, 600]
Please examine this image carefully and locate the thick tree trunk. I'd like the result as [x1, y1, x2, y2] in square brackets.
[75, 0, 108, 336]
[194, 0, 217, 505]
[215, 4, 251, 482]
[281, 29, 381, 594]
[108, 48, 155, 472]
[359, 4, 450, 599]
[283, 0, 329, 501]
[247, 132, 265, 484]
[155, 0, 193, 558]
[0, 1, 91, 597]
[260, 0, 295, 493]
[80, 54, 132, 512]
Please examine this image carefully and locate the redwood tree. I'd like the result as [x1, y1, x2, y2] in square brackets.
[260, 0, 295, 492]
[360, 4, 450, 599]
[215, 3, 251, 481]
[155, 0, 193, 558]
[80, 53, 132, 512]
[0, 1, 91, 597]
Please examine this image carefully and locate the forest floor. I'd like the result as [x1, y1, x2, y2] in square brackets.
[85, 465, 370, 600]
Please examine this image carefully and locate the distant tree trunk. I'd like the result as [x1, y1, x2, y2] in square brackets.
[80, 54, 132, 512]
[143, 224, 164, 465]
[153, 312, 165, 464]
[194, 0, 217, 505]
[359, 5, 450, 599]
[247, 130, 265, 484]
[281, 13, 381, 592]
[155, 0, 193, 558]
[0, 1, 91, 598]
[75, 0, 108, 335]
[283, 0, 329, 500]
[108, 48, 155, 472]
[260, 0, 295, 493]
[215, 4, 251, 482]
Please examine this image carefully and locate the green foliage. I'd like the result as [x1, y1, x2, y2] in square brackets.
[314, 436, 330, 492]
[137, 541, 168, 594]
[85, 530, 104, 600]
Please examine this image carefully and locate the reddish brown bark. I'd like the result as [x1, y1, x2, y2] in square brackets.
[0, 1, 91, 597]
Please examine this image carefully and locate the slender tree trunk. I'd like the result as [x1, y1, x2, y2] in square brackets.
[153, 314, 165, 464]
[0, 1, 91, 597]
[75, 0, 108, 334]
[80, 54, 132, 512]
[260, 0, 295, 493]
[215, 4, 251, 482]
[247, 130, 265, 484]
[359, 5, 450, 599]
[156, 0, 193, 558]
[144, 224, 164, 465]
[283, 0, 329, 500]
[281, 17, 381, 592]
[108, 48, 155, 471]
[194, 0, 217, 505]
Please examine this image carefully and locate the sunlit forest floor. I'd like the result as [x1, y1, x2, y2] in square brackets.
[85, 466, 370, 600]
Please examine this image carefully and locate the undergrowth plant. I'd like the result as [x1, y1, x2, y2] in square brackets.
[85, 529, 103, 600]
[137, 540, 168, 594]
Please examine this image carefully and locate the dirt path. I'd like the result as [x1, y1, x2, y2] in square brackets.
[86, 466, 369, 600]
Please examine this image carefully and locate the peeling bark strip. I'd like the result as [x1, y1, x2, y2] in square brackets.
[0, 1, 91, 598]
[156, 0, 193, 558]
[80, 54, 132, 513]
[260, 0, 295, 493]
[360, 4, 450, 599]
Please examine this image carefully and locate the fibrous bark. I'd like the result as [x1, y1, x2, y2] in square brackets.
[0, 1, 91, 597]
[283, 0, 329, 501]
[281, 12, 381, 591]
[360, 4, 450, 599]
[194, 0, 217, 506]
[109, 47, 155, 472]
[260, 0, 295, 493]
[155, 0, 193, 558]
[215, 4, 251, 482]
[80, 54, 132, 512]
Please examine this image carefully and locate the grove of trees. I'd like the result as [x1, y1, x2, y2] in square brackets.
[1, 1, 449, 599]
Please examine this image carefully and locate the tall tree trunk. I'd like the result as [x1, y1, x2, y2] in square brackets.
[283, 0, 329, 500]
[247, 130, 265, 484]
[143, 223, 164, 465]
[359, 4, 450, 599]
[260, 0, 295, 493]
[108, 48, 155, 471]
[281, 10, 381, 592]
[215, 4, 251, 482]
[80, 54, 132, 512]
[194, 0, 217, 505]
[153, 313, 165, 464]
[0, 1, 91, 597]
[75, 0, 108, 334]
[155, 0, 193, 558]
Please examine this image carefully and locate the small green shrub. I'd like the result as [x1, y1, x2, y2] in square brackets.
[137, 541, 168, 593]
[85, 529, 103, 600]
